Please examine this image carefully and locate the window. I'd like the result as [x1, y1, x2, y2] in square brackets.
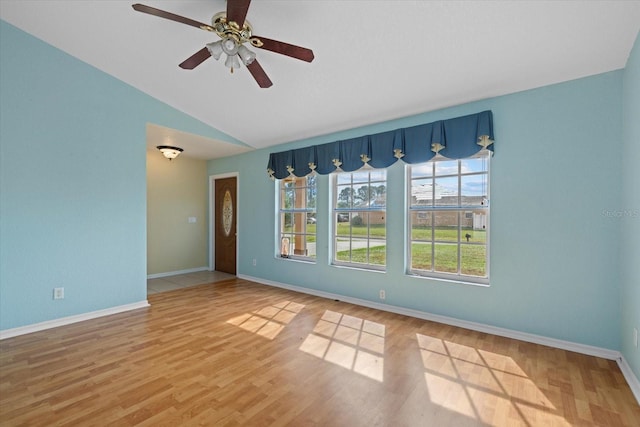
[278, 175, 316, 261]
[408, 156, 489, 284]
[333, 170, 386, 269]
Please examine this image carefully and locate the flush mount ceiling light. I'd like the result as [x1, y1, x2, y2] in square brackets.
[157, 145, 183, 161]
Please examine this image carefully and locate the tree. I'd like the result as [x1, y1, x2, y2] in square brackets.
[355, 186, 370, 206]
[306, 175, 317, 209]
[337, 187, 354, 208]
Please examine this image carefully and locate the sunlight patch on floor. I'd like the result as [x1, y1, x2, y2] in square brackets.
[417, 333, 570, 426]
[226, 301, 305, 340]
[299, 310, 386, 382]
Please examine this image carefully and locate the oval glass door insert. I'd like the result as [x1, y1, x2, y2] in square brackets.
[222, 190, 233, 236]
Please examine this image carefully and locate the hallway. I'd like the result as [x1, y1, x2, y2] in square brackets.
[147, 270, 235, 294]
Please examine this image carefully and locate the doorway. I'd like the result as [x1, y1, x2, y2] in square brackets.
[211, 174, 238, 275]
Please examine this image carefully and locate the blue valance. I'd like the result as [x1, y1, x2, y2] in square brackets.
[267, 110, 494, 179]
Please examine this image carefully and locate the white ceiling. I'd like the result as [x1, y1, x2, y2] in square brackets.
[146, 123, 252, 159]
[2, 1, 639, 160]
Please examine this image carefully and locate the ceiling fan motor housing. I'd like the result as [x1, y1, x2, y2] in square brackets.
[212, 12, 257, 46]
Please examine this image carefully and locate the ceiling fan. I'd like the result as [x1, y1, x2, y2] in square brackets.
[132, 1, 315, 88]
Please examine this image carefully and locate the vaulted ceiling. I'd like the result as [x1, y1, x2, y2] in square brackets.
[2, 1, 639, 159]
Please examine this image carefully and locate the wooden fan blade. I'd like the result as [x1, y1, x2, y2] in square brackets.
[132, 3, 214, 32]
[179, 47, 212, 69]
[227, 0, 252, 28]
[246, 60, 273, 88]
[252, 36, 314, 62]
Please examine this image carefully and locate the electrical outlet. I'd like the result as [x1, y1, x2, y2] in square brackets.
[379, 290, 386, 300]
[634, 328, 638, 348]
[252, 258, 256, 266]
[53, 287, 64, 300]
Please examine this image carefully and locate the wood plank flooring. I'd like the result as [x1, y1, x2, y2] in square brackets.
[1, 278, 638, 426]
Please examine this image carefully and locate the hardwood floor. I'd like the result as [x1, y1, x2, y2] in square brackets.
[1, 278, 638, 426]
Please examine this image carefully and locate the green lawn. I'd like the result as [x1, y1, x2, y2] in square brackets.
[411, 226, 486, 243]
[410, 242, 486, 276]
[336, 223, 386, 237]
[335, 242, 485, 276]
[336, 245, 386, 265]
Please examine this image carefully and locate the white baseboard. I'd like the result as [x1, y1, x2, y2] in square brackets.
[617, 355, 640, 404]
[147, 266, 209, 279]
[0, 300, 150, 340]
[238, 274, 622, 361]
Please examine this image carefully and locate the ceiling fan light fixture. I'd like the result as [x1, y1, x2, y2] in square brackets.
[156, 145, 183, 161]
[237, 44, 256, 65]
[225, 53, 241, 71]
[206, 40, 224, 60]
[221, 37, 239, 55]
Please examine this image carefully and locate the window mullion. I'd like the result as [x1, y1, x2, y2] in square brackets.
[431, 165, 436, 272]
[457, 211, 461, 274]
[349, 214, 353, 262]
[430, 211, 435, 271]
[367, 175, 371, 264]
[457, 162, 462, 274]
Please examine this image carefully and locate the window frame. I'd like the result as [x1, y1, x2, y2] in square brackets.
[332, 168, 387, 271]
[407, 155, 490, 285]
[276, 175, 317, 262]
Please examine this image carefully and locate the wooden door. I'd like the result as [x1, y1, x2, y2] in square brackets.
[215, 177, 237, 275]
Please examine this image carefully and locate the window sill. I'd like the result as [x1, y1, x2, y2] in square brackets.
[407, 272, 490, 288]
[277, 255, 316, 264]
[331, 262, 386, 274]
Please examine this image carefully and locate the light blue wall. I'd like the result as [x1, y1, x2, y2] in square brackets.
[210, 71, 624, 350]
[621, 32, 640, 379]
[0, 21, 240, 330]
[1, 16, 632, 362]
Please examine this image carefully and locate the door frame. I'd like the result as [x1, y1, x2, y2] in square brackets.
[209, 172, 239, 272]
